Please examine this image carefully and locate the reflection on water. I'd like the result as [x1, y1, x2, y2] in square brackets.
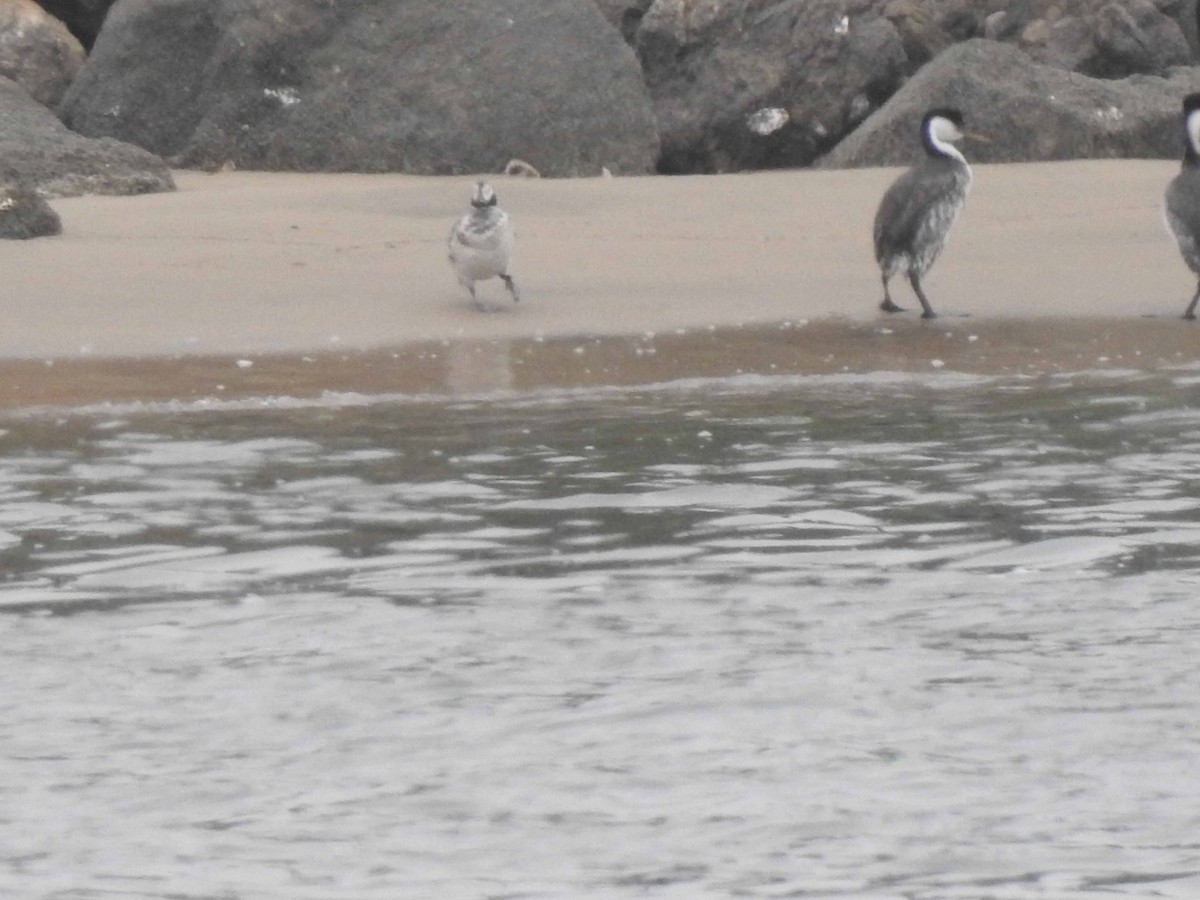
[2, 370, 1200, 898]
[444, 338, 515, 394]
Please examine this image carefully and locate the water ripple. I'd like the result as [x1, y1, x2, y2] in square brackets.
[1, 372, 1199, 897]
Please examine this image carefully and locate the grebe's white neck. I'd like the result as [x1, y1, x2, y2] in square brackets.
[1186, 108, 1200, 160]
[926, 115, 967, 165]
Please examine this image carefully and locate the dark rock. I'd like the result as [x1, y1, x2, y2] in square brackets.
[1038, 16, 1098, 73]
[984, 0, 1195, 74]
[0, 179, 61, 239]
[635, 0, 909, 173]
[1170, 0, 1200, 57]
[886, 3, 952, 68]
[0, 76, 173, 198]
[0, 0, 85, 108]
[819, 39, 1200, 168]
[984, 10, 1020, 41]
[938, 0, 986, 39]
[1089, 0, 1192, 77]
[59, 0, 660, 177]
[592, 0, 653, 41]
[31, 0, 115, 50]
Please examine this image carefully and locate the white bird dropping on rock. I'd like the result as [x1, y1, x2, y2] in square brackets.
[747, 107, 789, 136]
[448, 181, 520, 311]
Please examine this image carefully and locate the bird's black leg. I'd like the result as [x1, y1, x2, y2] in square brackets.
[880, 275, 905, 313]
[1185, 281, 1200, 320]
[468, 283, 489, 312]
[909, 272, 937, 319]
[501, 273, 521, 303]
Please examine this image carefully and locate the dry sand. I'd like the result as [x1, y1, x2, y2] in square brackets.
[1, 161, 1198, 408]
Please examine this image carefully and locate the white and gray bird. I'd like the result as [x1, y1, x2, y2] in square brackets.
[873, 108, 974, 319]
[1164, 93, 1200, 320]
[448, 181, 520, 311]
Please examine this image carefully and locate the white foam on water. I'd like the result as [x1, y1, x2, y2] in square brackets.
[697, 508, 882, 532]
[0, 583, 115, 610]
[389, 480, 506, 502]
[63, 545, 381, 593]
[77, 486, 235, 508]
[272, 475, 365, 494]
[733, 456, 844, 473]
[945, 535, 1134, 571]
[703, 539, 1016, 574]
[0, 500, 92, 527]
[321, 448, 400, 463]
[499, 483, 794, 512]
[67, 462, 147, 481]
[337, 510, 480, 527]
[700, 534, 890, 552]
[117, 437, 320, 468]
[40, 545, 229, 579]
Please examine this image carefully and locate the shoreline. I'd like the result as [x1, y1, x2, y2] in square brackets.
[1, 162, 1198, 407]
[1, 316, 1196, 412]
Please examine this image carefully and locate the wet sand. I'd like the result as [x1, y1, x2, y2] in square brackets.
[2, 161, 1198, 407]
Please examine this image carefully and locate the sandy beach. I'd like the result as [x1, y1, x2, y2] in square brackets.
[1, 160, 1198, 407]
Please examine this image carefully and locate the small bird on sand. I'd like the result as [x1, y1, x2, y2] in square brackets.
[873, 108, 974, 319]
[1164, 93, 1200, 320]
[448, 181, 520, 311]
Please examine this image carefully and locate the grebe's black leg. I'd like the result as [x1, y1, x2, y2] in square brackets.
[880, 275, 905, 313]
[910, 272, 937, 319]
[1184, 281, 1200, 320]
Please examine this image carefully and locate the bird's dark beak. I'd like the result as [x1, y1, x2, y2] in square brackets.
[965, 131, 991, 144]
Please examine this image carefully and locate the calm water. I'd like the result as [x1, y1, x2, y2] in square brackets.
[2, 369, 1200, 899]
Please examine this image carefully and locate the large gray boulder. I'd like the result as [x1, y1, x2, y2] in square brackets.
[0, 180, 61, 239]
[819, 39, 1200, 168]
[633, 0, 910, 172]
[1, 0, 85, 108]
[985, 0, 1195, 76]
[59, 0, 661, 177]
[0, 76, 173, 197]
[883, 0, 984, 67]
